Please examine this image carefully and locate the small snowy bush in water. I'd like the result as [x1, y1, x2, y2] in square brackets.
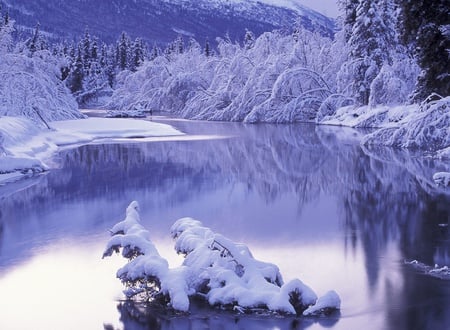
[103, 201, 341, 316]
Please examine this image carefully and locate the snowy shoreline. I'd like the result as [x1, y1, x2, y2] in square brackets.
[0, 116, 183, 184]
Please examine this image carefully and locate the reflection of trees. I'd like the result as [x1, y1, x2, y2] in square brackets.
[316, 124, 450, 288]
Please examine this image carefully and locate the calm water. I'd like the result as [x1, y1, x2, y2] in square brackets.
[0, 119, 449, 330]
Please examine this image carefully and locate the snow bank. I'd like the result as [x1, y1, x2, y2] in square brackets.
[103, 201, 341, 316]
[319, 96, 450, 157]
[0, 116, 183, 183]
[363, 97, 450, 154]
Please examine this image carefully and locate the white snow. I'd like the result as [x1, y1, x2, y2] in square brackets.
[0, 116, 183, 183]
[103, 201, 341, 315]
[302, 290, 341, 316]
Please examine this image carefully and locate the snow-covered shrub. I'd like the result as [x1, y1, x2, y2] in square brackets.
[363, 96, 450, 154]
[104, 201, 341, 316]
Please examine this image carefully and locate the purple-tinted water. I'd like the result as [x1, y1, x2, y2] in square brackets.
[0, 120, 449, 330]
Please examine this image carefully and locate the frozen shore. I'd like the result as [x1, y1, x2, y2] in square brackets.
[0, 116, 183, 183]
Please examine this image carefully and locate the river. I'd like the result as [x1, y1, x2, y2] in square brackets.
[0, 118, 449, 330]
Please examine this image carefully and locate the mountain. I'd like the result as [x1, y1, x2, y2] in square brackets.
[1, 0, 335, 44]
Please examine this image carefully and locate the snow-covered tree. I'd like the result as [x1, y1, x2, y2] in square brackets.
[0, 9, 14, 53]
[25, 23, 48, 57]
[0, 14, 81, 124]
[336, 0, 419, 107]
[396, 0, 450, 100]
[117, 31, 131, 71]
[337, 0, 359, 41]
[130, 38, 145, 72]
[341, 0, 396, 105]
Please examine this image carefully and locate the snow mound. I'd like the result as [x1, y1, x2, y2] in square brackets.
[104, 201, 341, 316]
[303, 290, 341, 316]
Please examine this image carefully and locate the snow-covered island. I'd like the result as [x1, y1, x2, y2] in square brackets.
[103, 201, 341, 316]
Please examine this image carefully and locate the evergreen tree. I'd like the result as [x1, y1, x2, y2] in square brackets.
[68, 46, 84, 93]
[204, 40, 211, 57]
[343, 0, 397, 105]
[130, 38, 145, 72]
[149, 45, 160, 61]
[174, 35, 184, 54]
[244, 29, 255, 49]
[337, 0, 360, 42]
[397, 0, 450, 100]
[81, 28, 91, 71]
[26, 23, 47, 56]
[117, 31, 130, 71]
[91, 38, 98, 62]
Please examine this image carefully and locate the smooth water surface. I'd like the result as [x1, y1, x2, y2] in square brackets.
[0, 120, 449, 330]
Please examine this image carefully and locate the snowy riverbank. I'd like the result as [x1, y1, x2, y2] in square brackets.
[320, 96, 450, 159]
[0, 116, 183, 183]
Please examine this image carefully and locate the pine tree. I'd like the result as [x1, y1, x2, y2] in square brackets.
[397, 0, 450, 100]
[117, 32, 130, 70]
[91, 38, 98, 62]
[130, 38, 145, 72]
[81, 28, 91, 72]
[244, 29, 255, 49]
[344, 0, 397, 105]
[68, 46, 84, 93]
[204, 40, 211, 57]
[149, 45, 160, 60]
[26, 23, 47, 56]
[337, 0, 360, 42]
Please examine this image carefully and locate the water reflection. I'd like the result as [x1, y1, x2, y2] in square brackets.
[0, 121, 449, 330]
[106, 300, 340, 330]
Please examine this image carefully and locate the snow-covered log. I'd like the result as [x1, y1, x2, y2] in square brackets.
[104, 201, 341, 316]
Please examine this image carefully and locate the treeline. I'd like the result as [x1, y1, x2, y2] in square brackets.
[22, 26, 157, 106]
[3, 11, 212, 107]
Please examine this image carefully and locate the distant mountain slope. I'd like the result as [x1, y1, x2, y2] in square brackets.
[1, 0, 334, 44]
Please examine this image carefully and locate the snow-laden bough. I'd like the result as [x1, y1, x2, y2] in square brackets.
[103, 201, 341, 316]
